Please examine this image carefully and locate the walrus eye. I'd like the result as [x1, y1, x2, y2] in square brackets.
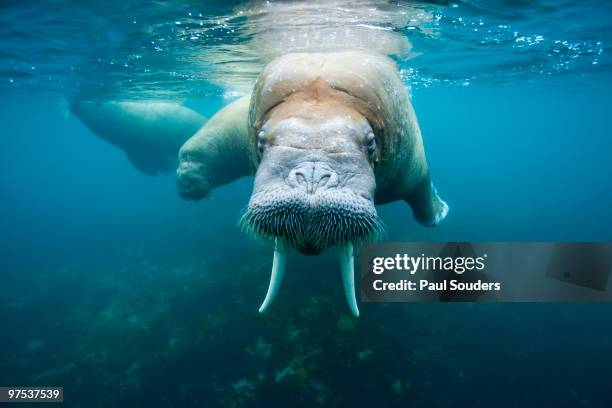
[365, 132, 376, 154]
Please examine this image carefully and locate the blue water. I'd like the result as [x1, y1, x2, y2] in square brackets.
[1, 1, 612, 407]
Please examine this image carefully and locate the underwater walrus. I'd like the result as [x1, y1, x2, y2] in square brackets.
[177, 51, 449, 316]
[72, 100, 205, 176]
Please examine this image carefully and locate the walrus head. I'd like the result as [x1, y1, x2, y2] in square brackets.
[241, 92, 385, 316]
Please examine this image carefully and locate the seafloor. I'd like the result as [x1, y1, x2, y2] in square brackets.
[1, 243, 610, 408]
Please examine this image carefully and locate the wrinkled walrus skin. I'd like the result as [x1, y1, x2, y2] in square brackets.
[178, 51, 448, 226]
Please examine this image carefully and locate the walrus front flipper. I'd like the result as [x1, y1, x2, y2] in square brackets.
[405, 178, 449, 227]
[177, 96, 252, 200]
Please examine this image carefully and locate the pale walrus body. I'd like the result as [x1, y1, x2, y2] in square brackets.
[72, 100, 205, 176]
[247, 51, 448, 222]
[177, 51, 448, 316]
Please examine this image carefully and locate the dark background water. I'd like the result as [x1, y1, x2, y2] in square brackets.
[1, 76, 612, 406]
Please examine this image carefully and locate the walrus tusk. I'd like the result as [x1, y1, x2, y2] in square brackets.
[258, 239, 287, 313]
[340, 242, 360, 317]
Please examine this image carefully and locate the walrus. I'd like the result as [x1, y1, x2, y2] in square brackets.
[177, 51, 448, 316]
[72, 100, 205, 175]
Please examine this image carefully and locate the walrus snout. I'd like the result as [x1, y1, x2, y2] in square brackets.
[242, 188, 383, 254]
[287, 161, 339, 194]
[243, 114, 382, 255]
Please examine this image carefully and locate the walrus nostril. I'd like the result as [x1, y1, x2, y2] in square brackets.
[288, 162, 337, 194]
[318, 174, 331, 188]
[295, 171, 307, 186]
